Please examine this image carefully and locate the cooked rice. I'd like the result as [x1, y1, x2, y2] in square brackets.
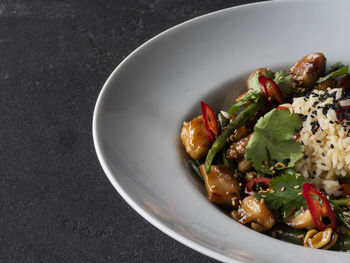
[292, 88, 350, 195]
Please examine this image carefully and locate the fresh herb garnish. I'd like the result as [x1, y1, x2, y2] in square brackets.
[317, 65, 349, 83]
[245, 109, 304, 174]
[274, 70, 292, 97]
[255, 169, 307, 218]
[228, 90, 260, 114]
[329, 61, 345, 72]
[228, 69, 292, 114]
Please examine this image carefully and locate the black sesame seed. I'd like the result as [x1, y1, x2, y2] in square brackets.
[282, 159, 290, 165]
[312, 110, 317, 115]
[331, 144, 334, 149]
[316, 140, 321, 143]
[329, 120, 334, 124]
[312, 171, 316, 175]
[322, 153, 325, 157]
[303, 155, 308, 159]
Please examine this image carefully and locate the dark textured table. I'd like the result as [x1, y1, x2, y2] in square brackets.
[1, 1, 263, 262]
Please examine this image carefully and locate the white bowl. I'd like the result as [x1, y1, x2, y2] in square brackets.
[93, 0, 350, 262]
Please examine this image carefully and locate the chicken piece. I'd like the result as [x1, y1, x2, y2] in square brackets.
[181, 115, 210, 160]
[290, 53, 326, 88]
[199, 165, 241, 206]
[226, 134, 252, 160]
[314, 78, 337, 91]
[235, 195, 276, 231]
[284, 209, 316, 230]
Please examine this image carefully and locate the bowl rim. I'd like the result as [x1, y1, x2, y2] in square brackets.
[92, 1, 342, 262]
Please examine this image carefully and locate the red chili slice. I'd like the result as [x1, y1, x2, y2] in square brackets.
[302, 183, 337, 231]
[340, 74, 350, 90]
[200, 101, 219, 143]
[258, 75, 285, 106]
[245, 177, 272, 195]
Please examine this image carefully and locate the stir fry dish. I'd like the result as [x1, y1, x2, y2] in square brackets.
[181, 53, 350, 251]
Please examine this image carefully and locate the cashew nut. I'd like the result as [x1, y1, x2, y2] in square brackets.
[303, 228, 338, 250]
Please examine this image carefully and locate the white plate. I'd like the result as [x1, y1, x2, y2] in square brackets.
[93, 0, 350, 262]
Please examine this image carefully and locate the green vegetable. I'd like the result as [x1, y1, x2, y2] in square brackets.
[330, 200, 350, 231]
[221, 151, 236, 169]
[228, 90, 260, 114]
[331, 235, 350, 251]
[317, 65, 349, 83]
[272, 224, 350, 250]
[331, 197, 350, 207]
[217, 112, 230, 131]
[271, 223, 305, 246]
[256, 169, 307, 218]
[204, 94, 265, 173]
[228, 69, 292, 114]
[228, 69, 273, 114]
[273, 70, 293, 98]
[245, 109, 304, 174]
[330, 61, 345, 72]
[187, 160, 204, 182]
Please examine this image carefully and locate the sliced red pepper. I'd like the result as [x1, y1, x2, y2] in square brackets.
[302, 183, 337, 230]
[245, 177, 272, 195]
[258, 75, 285, 106]
[339, 74, 350, 90]
[201, 101, 219, 143]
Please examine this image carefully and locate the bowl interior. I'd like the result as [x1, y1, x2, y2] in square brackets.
[93, 0, 350, 262]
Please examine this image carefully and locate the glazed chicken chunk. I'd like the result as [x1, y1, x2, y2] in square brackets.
[199, 165, 241, 206]
[290, 52, 326, 88]
[181, 115, 210, 160]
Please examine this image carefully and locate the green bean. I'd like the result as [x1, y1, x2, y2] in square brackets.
[221, 151, 236, 169]
[331, 197, 350, 207]
[270, 224, 305, 246]
[217, 112, 230, 132]
[330, 201, 350, 230]
[271, 223, 350, 251]
[205, 94, 265, 173]
[331, 235, 350, 251]
[187, 159, 204, 182]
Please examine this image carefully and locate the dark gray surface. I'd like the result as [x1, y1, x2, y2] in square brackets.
[0, 1, 263, 262]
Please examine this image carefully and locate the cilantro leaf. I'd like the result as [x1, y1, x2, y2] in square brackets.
[317, 65, 349, 83]
[274, 70, 293, 97]
[247, 69, 274, 92]
[245, 109, 304, 174]
[330, 61, 344, 72]
[228, 90, 260, 114]
[256, 169, 307, 218]
[228, 69, 274, 114]
[228, 69, 292, 114]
